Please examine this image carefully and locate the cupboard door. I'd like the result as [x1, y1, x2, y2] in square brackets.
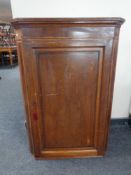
[24, 45, 107, 158]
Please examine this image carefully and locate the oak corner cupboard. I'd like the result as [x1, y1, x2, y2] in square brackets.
[12, 18, 125, 159]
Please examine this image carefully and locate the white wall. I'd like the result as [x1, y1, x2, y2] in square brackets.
[10, 0, 131, 118]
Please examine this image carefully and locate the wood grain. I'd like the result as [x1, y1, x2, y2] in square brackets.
[12, 18, 124, 159]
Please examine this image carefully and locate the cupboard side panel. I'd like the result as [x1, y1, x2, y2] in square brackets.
[16, 41, 35, 154]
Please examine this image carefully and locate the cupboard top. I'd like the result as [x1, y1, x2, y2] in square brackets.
[12, 18, 125, 27]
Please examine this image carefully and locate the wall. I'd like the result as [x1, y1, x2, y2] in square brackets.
[0, 0, 12, 22]
[10, 0, 131, 118]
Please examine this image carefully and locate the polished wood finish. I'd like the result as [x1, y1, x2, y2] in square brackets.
[12, 18, 124, 159]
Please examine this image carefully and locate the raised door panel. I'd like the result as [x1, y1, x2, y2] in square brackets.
[38, 48, 101, 149]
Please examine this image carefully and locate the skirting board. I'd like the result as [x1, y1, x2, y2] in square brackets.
[111, 118, 131, 126]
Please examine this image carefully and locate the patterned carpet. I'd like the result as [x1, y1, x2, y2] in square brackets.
[0, 66, 131, 175]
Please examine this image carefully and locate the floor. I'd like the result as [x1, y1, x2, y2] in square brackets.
[0, 66, 131, 175]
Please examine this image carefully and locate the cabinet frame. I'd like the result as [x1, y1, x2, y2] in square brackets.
[12, 18, 124, 159]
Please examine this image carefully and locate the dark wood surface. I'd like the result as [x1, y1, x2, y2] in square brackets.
[12, 18, 124, 159]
